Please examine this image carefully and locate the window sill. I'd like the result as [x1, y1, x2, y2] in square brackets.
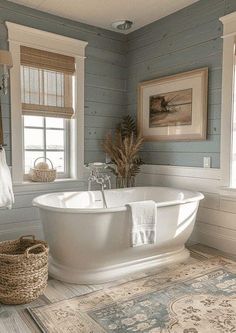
[13, 177, 86, 194]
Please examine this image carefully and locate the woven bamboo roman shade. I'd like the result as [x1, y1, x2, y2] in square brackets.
[20, 46, 75, 119]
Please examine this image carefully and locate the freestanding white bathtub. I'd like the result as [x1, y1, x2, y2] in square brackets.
[33, 186, 203, 284]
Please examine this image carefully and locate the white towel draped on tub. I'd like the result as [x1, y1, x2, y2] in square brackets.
[127, 200, 157, 247]
[0, 148, 14, 209]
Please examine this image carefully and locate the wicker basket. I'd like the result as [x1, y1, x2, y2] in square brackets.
[30, 157, 56, 182]
[0, 235, 49, 305]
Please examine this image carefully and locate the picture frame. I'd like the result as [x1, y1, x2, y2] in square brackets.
[138, 68, 208, 141]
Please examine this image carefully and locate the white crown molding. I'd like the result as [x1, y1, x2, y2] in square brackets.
[220, 11, 236, 37]
[6, 22, 88, 58]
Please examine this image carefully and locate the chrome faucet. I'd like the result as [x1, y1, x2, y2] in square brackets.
[87, 163, 111, 191]
[87, 163, 111, 209]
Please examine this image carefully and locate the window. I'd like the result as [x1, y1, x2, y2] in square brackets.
[20, 46, 75, 179]
[7, 22, 87, 184]
[219, 12, 236, 188]
[232, 64, 236, 187]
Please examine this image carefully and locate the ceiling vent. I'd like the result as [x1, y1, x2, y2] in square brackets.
[111, 20, 133, 31]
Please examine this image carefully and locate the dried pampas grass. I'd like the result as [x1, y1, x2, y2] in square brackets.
[102, 116, 143, 186]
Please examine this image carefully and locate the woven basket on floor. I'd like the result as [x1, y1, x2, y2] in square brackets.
[0, 235, 49, 305]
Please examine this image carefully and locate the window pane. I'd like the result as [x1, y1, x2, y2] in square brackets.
[24, 151, 43, 173]
[44, 70, 64, 107]
[46, 151, 65, 172]
[21, 66, 42, 105]
[24, 115, 44, 127]
[46, 117, 64, 128]
[24, 128, 44, 150]
[46, 130, 64, 150]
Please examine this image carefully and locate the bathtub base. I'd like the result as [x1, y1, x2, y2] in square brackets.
[49, 247, 190, 284]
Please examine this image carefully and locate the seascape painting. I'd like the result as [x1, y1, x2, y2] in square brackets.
[138, 67, 208, 141]
[149, 88, 192, 127]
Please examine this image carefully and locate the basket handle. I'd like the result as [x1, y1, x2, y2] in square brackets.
[19, 235, 35, 242]
[34, 157, 54, 170]
[25, 244, 47, 257]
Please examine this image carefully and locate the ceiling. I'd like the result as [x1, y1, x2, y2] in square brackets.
[8, 0, 198, 34]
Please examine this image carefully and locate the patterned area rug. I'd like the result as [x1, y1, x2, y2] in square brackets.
[28, 257, 236, 333]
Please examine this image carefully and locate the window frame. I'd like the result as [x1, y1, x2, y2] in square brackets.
[6, 22, 88, 184]
[219, 12, 236, 188]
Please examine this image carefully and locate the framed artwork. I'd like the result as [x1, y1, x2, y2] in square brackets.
[138, 68, 208, 141]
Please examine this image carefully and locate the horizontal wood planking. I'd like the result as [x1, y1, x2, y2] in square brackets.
[85, 101, 127, 118]
[85, 86, 126, 105]
[0, 220, 43, 242]
[194, 222, 236, 254]
[225, 0, 236, 14]
[0, 180, 86, 239]
[127, 0, 224, 46]
[136, 167, 221, 194]
[128, 40, 222, 81]
[86, 46, 127, 67]
[85, 115, 121, 128]
[84, 136, 218, 153]
[0, 207, 39, 224]
[85, 127, 114, 140]
[85, 74, 126, 92]
[127, 19, 222, 65]
[141, 135, 220, 153]
[84, 151, 106, 163]
[0, 0, 127, 168]
[140, 152, 220, 168]
[85, 59, 127, 80]
[84, 135, 220, 155]
[137, 164, 236, 254]
[127, 54, 222, 92]
[127, 0, 225, 168]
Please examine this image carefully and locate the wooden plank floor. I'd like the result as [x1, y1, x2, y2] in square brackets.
[0, 244, 235, 333]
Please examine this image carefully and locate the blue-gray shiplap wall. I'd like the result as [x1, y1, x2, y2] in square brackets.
[0, 0, 127, 165]
[1, 0, 236, 168]
[127, 0, 235, 168]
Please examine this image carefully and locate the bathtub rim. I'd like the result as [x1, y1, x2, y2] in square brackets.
[32, 186, 204, 214]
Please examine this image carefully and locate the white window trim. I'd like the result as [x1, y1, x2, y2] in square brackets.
[6, 22, 88, 184]
[219, 12, 236, 188]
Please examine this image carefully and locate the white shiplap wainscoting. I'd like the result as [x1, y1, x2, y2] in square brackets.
[0, 180, 86, 242]
[137, 165, 236, 255]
